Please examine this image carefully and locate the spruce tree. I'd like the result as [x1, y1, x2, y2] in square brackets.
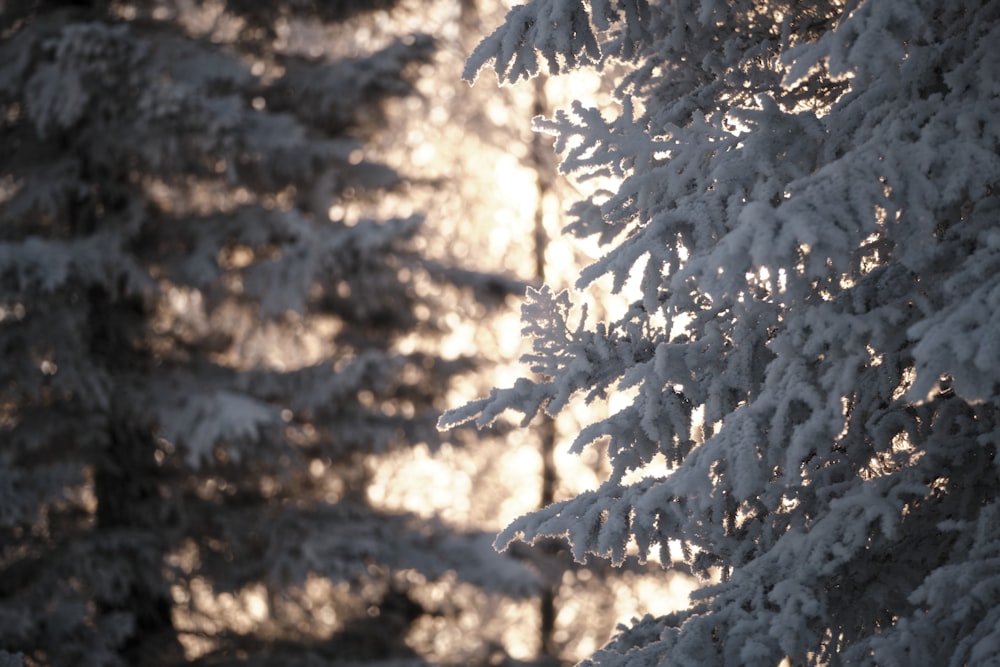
[447, 1, 1000, 665]
[0, 1, 528, 665]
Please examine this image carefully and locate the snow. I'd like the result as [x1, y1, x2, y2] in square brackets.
[451, 0, 1000, 664]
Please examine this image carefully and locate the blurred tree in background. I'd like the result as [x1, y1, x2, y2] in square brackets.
[369, 3, 694, 664]
[0, 1, 539, 665]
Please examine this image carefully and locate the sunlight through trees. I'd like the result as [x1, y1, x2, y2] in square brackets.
[8, 1, 992, 666]
[0, 1, 688, 666]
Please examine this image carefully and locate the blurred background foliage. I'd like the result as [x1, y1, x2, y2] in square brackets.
[0, 1, 693, 665]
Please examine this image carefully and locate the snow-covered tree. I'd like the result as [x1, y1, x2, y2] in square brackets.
[0, 1, 530, 665]
[445, 1, 1000, 665]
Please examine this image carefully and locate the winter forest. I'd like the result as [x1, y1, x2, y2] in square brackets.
[1, 0, 999, 665]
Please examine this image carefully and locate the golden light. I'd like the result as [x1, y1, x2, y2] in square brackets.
[149, 0, 698, 663]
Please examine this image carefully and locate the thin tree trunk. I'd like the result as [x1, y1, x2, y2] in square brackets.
[531, 73, 562, 664]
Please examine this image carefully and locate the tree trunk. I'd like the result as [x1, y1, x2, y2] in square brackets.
[89, 285, 182, 664]
[94, 399, 182, 665]
[531, 74, 563, 664]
